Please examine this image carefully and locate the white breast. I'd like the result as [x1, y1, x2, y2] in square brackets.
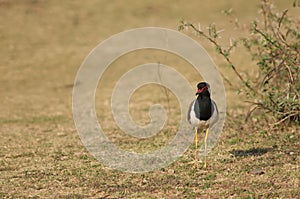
[188, 99, 218, 130]
[188, 100, 207, 128]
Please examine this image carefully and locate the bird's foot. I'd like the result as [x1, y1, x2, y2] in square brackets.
[186, 160, 199, 168]
[187, 160, 206, 169]
[194, 161, 198, 169]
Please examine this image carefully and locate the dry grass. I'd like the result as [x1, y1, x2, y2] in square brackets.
[0, 0, 299, 198]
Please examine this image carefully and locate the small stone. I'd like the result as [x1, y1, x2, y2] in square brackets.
[251, 168, 264, 175]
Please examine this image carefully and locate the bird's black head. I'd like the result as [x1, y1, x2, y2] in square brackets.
[195, 82, 210, 96]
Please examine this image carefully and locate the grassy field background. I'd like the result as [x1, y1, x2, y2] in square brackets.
[1, 0, 299, 198]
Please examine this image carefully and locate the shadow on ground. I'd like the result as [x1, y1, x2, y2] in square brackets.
[230, 147, 273, 157]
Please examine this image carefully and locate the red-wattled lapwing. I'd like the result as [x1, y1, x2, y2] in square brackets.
[188, 82, 219, 168]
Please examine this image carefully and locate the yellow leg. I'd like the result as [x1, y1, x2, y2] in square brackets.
[195, 128, 199, 149]
[203, 128, 209, 169]
[194, 128, 198, 168]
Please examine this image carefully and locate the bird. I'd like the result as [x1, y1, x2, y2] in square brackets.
[187, 82, 219, 168]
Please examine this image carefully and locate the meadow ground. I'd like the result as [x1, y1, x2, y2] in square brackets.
[0, 0, 299, 198]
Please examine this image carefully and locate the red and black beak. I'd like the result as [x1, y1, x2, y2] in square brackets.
[195, 86, 208, 95]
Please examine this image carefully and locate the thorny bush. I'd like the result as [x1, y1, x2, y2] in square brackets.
[179, 0, 300, 128]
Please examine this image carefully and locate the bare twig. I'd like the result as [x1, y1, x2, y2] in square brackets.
[157, 62, 171, 113]
[278, 9, 288, 28]
[273, 111, 300, 126]
[183, 23, 259, 96]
